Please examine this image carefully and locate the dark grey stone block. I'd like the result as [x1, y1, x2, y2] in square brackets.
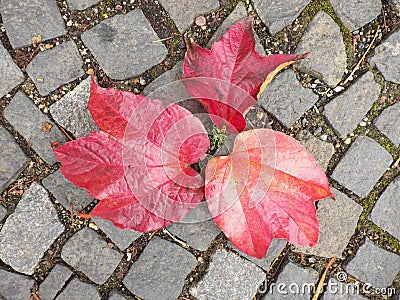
[0, 269, 34, 300]
[124, 237, 197, 299]
[55, 278, 100, 300]
[39, 264, 72, 300]
[0, 183, 65, 275]
[4, 91, 67, 164]
[0, 44, 25, 97]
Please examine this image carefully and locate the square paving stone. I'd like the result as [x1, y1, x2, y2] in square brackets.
[66, 0, 99, 11]
[167, 202, 220, 251]
[61, 227, 123, 284]
[296, 188, 362, 258]
[0, 182, 65, 275]
[0, 125, 28, 192]
[0, 0, 66, 49]
[0, 43, 25, 97]
[323, 71, 381, 137]
[345, 238, 400, 288]
[39, 264, 72, 300]
[0, 269, 34, 300]
[81, 9, 167, 79]
[55, 278, 100, 300]
[4, 91, 67, 164]
[0, 204, 6, 221]
[26, 41, 84, 96]
[369, 177, 400, 240]
[190, 249, 265, 300]
[374, 102, 400, 146]
[331, 136, 392, 198]
[124, 236, 197, 299]
[259, 70, 318, 128]
[42, 170, 93, 211]
[159, 0, 219, 32]
[262, 262, 319, 299]
[50, 77, 98, 138]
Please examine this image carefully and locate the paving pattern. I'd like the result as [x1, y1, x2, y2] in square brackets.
[0, 0, 399, 299]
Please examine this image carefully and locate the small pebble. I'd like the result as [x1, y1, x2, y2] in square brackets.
[195, 16, 207, 26]
[359, 121, 367, 127]
[344, 137, 352, 144]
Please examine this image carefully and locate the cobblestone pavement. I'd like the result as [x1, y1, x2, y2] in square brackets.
[0, 0, 400, 299]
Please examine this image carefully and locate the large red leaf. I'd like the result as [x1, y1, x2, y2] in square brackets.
[54, 82, 210, 231]
[205, 129, 333, 258]
[183, 17, 308, 133]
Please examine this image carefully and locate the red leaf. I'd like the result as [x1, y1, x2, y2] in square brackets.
[205, 129, 333, 258]
[54, 86, 210, 231]
[183, 17, 308, 133]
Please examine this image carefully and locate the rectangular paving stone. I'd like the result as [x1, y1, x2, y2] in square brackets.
[0, 204, 6, 221]
[38, 264, 72, 300]
[345, 238, 400, 288]
[61, 227, 123, 284]
[190, 249, 265, 300]
[66, 0, 99, 11]
[0, 269, 34, 300]
[42, 170, 93, 211]
[4, 91, 67, 164]
[0, 0, 66, 48]
[331, 136, 392, 198]
[124, 237, 197, 299]
[0, 182, 65, 275]
[0, 43, 25, 97]
[55, 278, 100, 300]
[0, 126, 28, 192]
[374, 102, 400, 146]
[26, 41, 84, 96]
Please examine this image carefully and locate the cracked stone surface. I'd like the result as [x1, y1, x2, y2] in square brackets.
[296, 11, 347, 87]
[92, 217, 141, 250]
[81, 9, 167, 79]
[369, 177, 400, 240]
[345, 238, 400, 288]
[26, 41, 84, 96]
[190, 249, 265, 300]
[50, 77, 98, 138]
[38, 264, 72, 300]
[253, 0, 310, 35]
[331, 136, 392, 198]
[66, 0, 98, 11]
[331, 0, 381, 31]
[42, 170, 93, 211]
[375, 102, 400, 146]
[296, 188, 362, 258]
[55, 278, 100, 300]
[0, 268, 34, 300]
[124, 237, 197, 299]
[0, 44, 25, 97]
[0, 0, 66, 48]
[262, 262, 319, 299]
[61, 227, 123, 284]
[0, 125, 28, 192]
[167, 202, 221, 251]
[159, 0, 219, 32]
[324, 71, 381, 137]
[0, 183, 64, 275]
[4, 91, 67, 164]
[259, 69, 318, 127]
[324, 279, 367, 300]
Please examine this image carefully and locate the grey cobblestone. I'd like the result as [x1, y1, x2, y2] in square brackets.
[0, 0, 66, 48]
[0, 268, 34, 300]
[259, 70, 318, 127]
[4, 91, 67, 164]
[0, 182, 64, 275]
[0, 204, 6, 221]
[124, 236, 197, 299]
[38, 264, 72, 300]
[375, 102, 400, 146]
[50, 77, 98, 138]
[253, 0, 309, 35]
[0, 126, 28, 192]
[109, 292, 128, 300]
[323, 71, 381, 137]
[345, 238, 400, 288]
[296, 11, 347, 87]
[61, 227, 123, 284]
[331, 136, 392, 198]
[0, 44, 25, 97]
[66, 0, 99, 11]
[81, 9, 167, 79]
[324, 279, 367, 300]
[26, 41, 84, 96]
[369, 177, 400, 240]
[55, 278, 100, 300]
[190, 249, 265, 300]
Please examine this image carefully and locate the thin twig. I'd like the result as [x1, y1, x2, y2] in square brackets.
[312, 257, 336, 300]
[163, 228, 190, 249]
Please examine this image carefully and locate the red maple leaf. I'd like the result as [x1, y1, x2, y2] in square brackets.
[183, 17, 308, 133]
[205, 129, 333, 258]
